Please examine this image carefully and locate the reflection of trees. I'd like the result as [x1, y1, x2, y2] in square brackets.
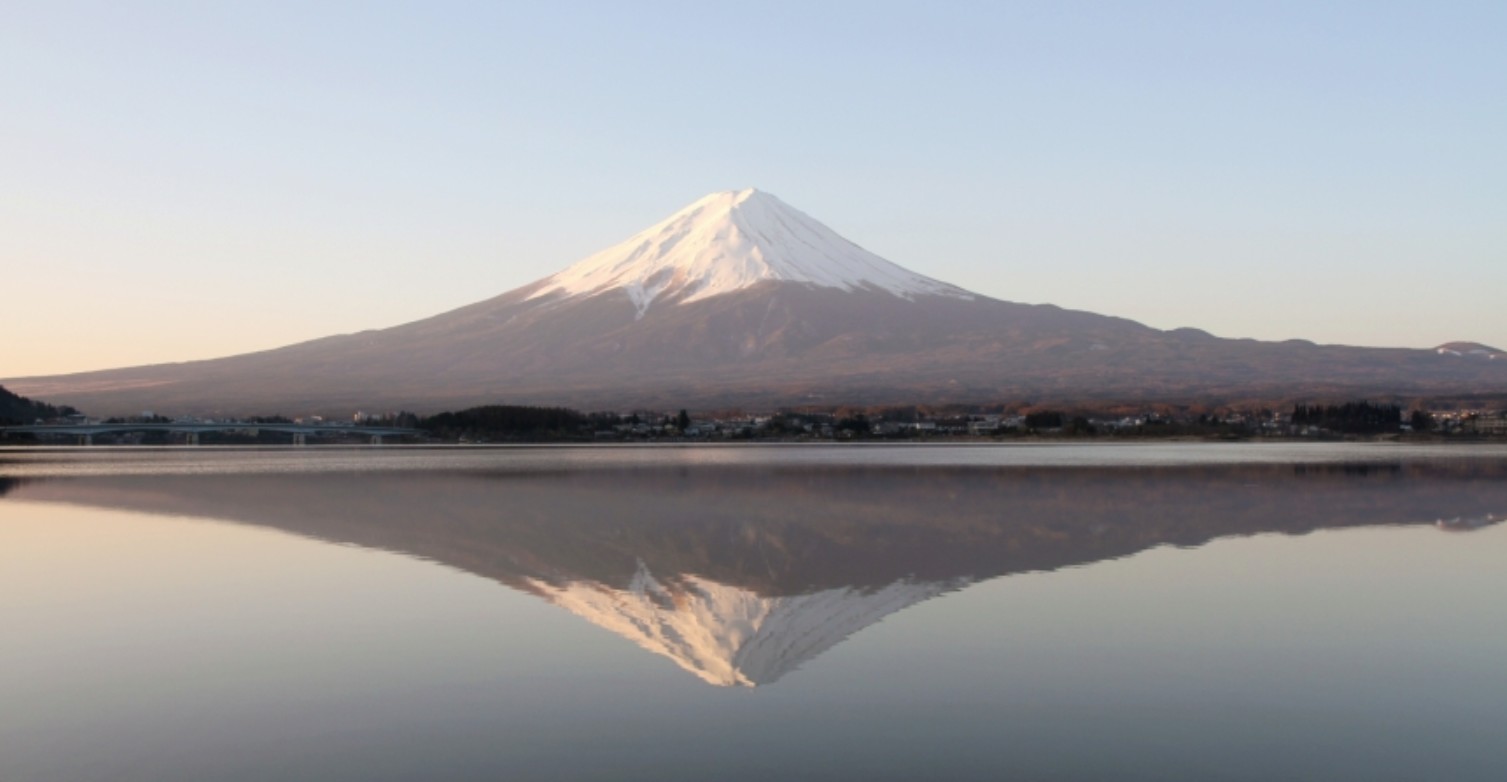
[12, 461, 1507, 597]
[0, 476, 33, 498]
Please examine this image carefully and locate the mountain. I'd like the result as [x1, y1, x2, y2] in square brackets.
[10, 461, 1506, 686]
[7, 189, 1506, 415]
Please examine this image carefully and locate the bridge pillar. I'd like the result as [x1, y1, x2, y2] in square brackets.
[370, 434, 383, 446]
[186, 432, 200, 446]
[292, 433, 306, 447]
[79, 433, 93, 446]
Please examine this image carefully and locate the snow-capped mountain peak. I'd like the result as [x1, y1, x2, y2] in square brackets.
[528, 189, 973, 317]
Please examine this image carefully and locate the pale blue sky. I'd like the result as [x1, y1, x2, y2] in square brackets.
[3, 1, 1504, 376]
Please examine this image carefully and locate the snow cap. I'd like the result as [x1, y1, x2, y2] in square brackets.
[529, 189, 972, 317]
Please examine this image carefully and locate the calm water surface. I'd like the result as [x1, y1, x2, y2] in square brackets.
[2, 444, 1505, 781]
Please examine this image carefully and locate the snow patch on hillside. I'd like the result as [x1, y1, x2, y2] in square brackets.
[1436, 342, 1504, 360]
[528, 189, 974, 318]
[529, 560, 964, 687]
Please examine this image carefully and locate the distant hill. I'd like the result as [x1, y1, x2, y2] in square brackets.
[7, 189, 1507, 416]
[0, 385, 77, 424]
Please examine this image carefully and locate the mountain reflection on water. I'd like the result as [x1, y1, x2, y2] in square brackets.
[9, 460, 1506, 687]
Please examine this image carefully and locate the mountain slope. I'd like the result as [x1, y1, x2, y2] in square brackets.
[7, 189, 1506, 415]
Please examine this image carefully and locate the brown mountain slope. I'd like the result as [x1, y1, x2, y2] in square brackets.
[8, 280, 1506, 416]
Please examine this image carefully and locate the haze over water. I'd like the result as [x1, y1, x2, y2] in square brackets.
[3, 444, 1506, 781]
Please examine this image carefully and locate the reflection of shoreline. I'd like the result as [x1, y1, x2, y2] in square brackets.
[9, 462, 1507, 686]
[5, 443, 1507, 482]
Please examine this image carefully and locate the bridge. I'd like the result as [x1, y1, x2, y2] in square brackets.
[0, 422, 420, 446]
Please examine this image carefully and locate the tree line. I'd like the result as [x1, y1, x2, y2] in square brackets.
[418, 405, 638, 437]
[1290, 402, 1403, 433]
[0, 384, 79, 425]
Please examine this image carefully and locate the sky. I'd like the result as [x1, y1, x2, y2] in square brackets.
[3, 1, 1504, 378]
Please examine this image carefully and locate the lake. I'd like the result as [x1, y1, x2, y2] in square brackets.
[3, 443, 1505, 781]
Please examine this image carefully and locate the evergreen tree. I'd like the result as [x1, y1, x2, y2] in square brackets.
[0, 385, 79, 425]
